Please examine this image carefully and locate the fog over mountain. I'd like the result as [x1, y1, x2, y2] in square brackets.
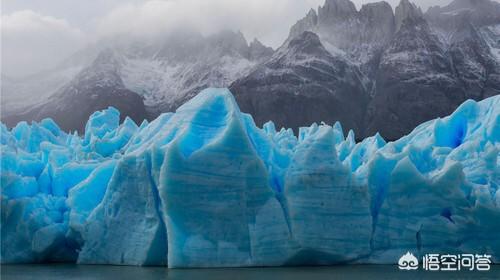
[2, 0, 500, 140]
[4, 0, 498, 77]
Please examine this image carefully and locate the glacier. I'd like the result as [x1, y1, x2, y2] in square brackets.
[1, 88, 499, 267]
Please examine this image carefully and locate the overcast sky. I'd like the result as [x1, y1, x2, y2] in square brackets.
[0, 0, 495, 77]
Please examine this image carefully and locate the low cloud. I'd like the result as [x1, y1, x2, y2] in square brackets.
[94, 0, 324, 46]
[2, 0, 490, 77]
[1, 10, 85, 77]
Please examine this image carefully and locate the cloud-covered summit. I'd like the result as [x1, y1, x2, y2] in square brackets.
[2, 0, 474, 77]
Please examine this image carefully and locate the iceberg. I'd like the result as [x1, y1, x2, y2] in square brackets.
[1, 88, 499, 267]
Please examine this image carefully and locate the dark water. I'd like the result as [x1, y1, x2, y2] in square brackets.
[2, 264, 500, 280]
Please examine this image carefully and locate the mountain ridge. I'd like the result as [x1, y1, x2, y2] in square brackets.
[2, 0, 500, 139]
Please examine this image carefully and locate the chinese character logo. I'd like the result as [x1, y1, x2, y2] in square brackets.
[422, 253, 491, 271]
[398, 252, 419, 270]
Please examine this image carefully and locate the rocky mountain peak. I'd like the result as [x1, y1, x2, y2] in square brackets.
[395, 0, 424, 31]
[3, 0, 500, 142]
[306, 8, 319, 20]
[208, 30, 249, 56]
[93, 49, 122, 67]
[359, 1, 394, 20]
[249, 38, 274, 60]
[289, 8, 318, 40]
[446, 0, 496, 9]
[425, 0, 500, 30]
[318, 0, 358, 24]
[282, 31, 332, 59]
[287, 0, 397, 75]
[75, 49, 124, 88]
[288, 31, 321, 48]
[359, 1, 395, 40]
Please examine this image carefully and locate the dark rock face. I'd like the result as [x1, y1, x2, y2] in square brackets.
[358, 2, 396, 77]
[1, 50, 148, 133]
[448, 23, 500, 99]
[365, 0, 500, 139]
[249, 39, 274, 61]
[231, 0, 500, 139]
[231, 32, 368, 135]
[395, 0, 424, 31]
[365, 16, 464, 139]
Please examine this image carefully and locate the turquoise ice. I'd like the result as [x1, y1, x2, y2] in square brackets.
[1, 88, 499, 267]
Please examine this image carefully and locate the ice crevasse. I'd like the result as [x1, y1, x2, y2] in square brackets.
[1, 88, 499, 267]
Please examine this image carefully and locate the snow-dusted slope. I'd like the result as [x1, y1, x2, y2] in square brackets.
[481, 24, 500, 61]
[1, 66, 85, 116]
[1, 44, 103, 117]
[1, 30, 273, 131]
[231, 31, 368, 135]
[118, 30, 272, 115]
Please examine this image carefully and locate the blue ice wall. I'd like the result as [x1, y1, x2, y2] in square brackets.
[1, 88, 499, 267]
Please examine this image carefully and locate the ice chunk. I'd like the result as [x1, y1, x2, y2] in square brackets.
[285, 125, 371, 264]
[159, 89, 292, 267]
[78, 154, 167, 265]
[0, 89, 498, 266]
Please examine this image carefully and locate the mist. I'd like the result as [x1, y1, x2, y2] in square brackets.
[1, 0, 496, 77]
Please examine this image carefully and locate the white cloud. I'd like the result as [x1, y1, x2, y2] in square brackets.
[3, 0, 499, 77]
[94, 0, 324, 47]
[88, 0, 466, 48]
[1, 10, 85, 77]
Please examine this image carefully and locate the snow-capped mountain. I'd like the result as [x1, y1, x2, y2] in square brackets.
[231, 31, 368, 134]
[368, 0, 500, 138]
[289, 0, 396, 72]
[426, 0, 500, 30]
[1, 29, 273, 132]
[119, 30, 273, 115]
[1, 50, 149, 132]
[365, 0, 462, 139]
[232, 0, 500, 139]
[2, 0, 499, 139]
